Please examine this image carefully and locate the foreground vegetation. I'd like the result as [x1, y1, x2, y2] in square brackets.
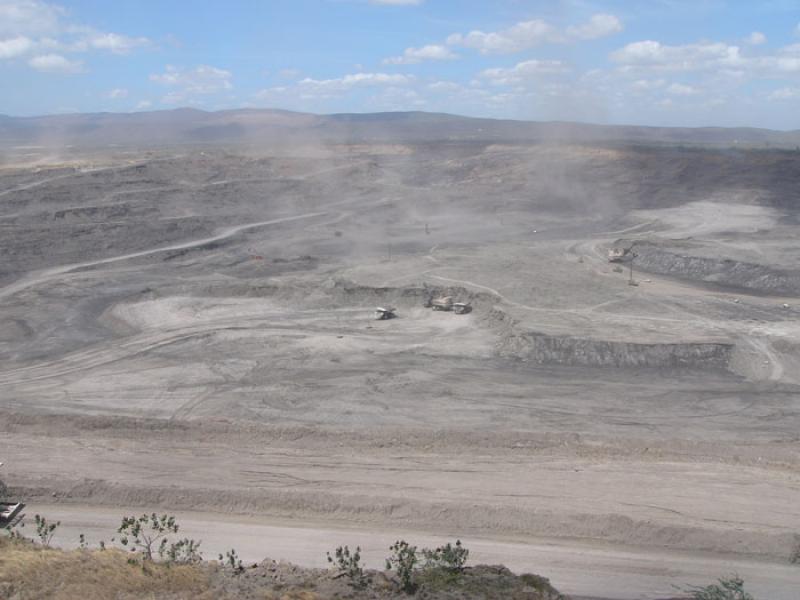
[1, 511, 567, 600]
[0, 536, 212, 600]
[0, 510, 770, 600]
[0, 534, 567, 600]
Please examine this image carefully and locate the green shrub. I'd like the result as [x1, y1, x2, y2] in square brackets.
[162, 537, 202, 565]
[34, 514, 59, 547]
[4, 524, 26, 542]
[117, 513, 201, 565]
[219, 548, 244, 573]
[385, 540, 419, 593]
[687, 575, 754, 600]
[422, 540, 469, 573]
[327, 545, 367, 588]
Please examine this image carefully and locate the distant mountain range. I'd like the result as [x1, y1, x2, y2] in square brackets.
[1, 108, 799, 148]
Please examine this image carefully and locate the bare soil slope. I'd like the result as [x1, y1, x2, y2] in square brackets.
[1, 139, 799, 599]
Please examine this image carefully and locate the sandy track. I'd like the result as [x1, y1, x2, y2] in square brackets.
[0, 211, 328, 301]
[0, 157, 191, 198]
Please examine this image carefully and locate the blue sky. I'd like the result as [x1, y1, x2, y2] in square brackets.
[1, 0, 800, 128]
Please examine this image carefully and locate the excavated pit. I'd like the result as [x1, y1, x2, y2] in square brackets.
[498, 331, 733, 369]
[121, 281, 738, 373]
[620, 240, 800, 296]
[479, 306, 734, 370]
[3, 144, 800, 599]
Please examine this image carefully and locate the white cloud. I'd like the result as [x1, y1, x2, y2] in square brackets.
[384, 44, 458, 65]
[667, 82, 699, 96]
[447, 20, 561, 54]
[0, 35, 33, 58]
[151, 65, 233, 106]
[566, 14, 623, 41]
[87, 32, 149, 54]
[427, 80, 461, 92]
[28, 52, 81, 72]
[135, 99, 152, 110]
[611, 40, 744, 71]
[480, 59, 568, 86]
[446, 14, 622, 55]
[150, 64, 233, 100]
[631, 78, 666, 91]
[253, 71, 417, 108]
[768, 87, 799, 100]
[773, 43, 800, 72]
[365, 86, 427, 111]
[746, 31, 766, 45]
[298, 72, 413, 90]
[612, 39, 800, 79]
[0, 0, 64, 37]
[0, 0, 149, 71]
[106, 87, 128, 99]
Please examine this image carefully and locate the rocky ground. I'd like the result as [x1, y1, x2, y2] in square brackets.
[1, 141, 799, 599]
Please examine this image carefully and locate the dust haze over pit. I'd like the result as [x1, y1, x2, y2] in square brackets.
[0, 109, 799, 600]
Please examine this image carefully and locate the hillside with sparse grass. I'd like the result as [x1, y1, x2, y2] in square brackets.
[0, 536, 567, 600]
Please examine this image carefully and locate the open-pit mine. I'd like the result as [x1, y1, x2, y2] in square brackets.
[1, 110, 799, 599]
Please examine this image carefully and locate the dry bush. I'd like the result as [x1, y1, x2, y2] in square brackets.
[0, 537, 214, 600]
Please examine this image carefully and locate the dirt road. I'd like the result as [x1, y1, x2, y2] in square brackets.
[0, 211, 329, 301]
[31, 504, 799, 600]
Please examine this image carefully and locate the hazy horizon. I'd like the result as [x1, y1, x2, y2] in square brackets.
[4, 105, 800, 134]
[2, 1, 800, 129]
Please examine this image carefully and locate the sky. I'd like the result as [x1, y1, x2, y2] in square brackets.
[1, 0, 800, 128]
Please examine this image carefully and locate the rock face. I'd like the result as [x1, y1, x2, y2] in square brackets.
[484, 306, 733, 371]
[633, 242, 800, 296]
[499, 331, 733, 369]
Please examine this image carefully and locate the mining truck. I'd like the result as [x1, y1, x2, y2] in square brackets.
[608, 247, 630, 262]
[453, 302, 472, 314]
[0, 466, 24, 528]
[374, 306, 396, 320]
[0, 501, 23, 527]
[431, 296, 454, 311]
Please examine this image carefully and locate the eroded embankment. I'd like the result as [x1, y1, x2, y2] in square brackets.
[629, 241, 800, 296]
[10, 480, 796, 561]
[499, 331, 732, 368]
[481, 307, 733, 370]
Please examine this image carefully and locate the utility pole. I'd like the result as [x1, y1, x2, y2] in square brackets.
[628, 251, 639, 286]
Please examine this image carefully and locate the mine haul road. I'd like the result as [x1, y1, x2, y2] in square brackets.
[0, 211, 329, 302]
[31, 503, 800, 600]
